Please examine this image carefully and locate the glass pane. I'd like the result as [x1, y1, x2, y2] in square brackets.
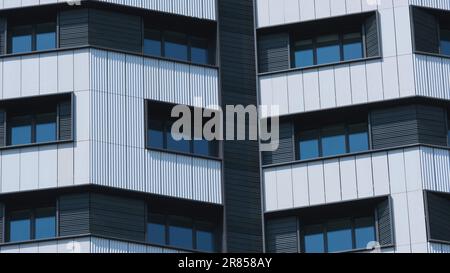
[36, 113, 57, 143]
[327, 220, 353, 252]
[191, 37, 209, 64]
[348, 123, 369, 153]
[10, 117, 32, 145]
[355, 217, 376, 250]
[144, 29, 162, 56]
[295, 48, 314, 68]
[35, 208, 56, 240]
[147, 214, 166, 245]
[194, 139, 216, 157]
[343, 41, 363, 61]
[303, 225, 325, 253]
[321, 126, 346, 157]
[36, 23, 56, 51]
[441, 29, 450, 56]
[11, 26, 33, 54]
[164, 32, 188, 61]
[196, 222, 215, 252]
[148, 120, 164, 149]
[8, 210, 31, 242]
[299, 130, 319, 160]
[169, 216, 193, 249]
[167, 121, 191, 153]
[317, 44, 341, 65]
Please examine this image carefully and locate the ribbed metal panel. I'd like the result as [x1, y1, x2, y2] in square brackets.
[59, 194, 90, 237]
[90, 49, 219, 109]
[95, 0, 216, 20]
[426, 192, 450, 243]
[262, 121, 294, 165]
[421, 147, 450, 193]
[412, 7, 439, 54]
[59, 9, 89, 48]
[410, 0, 450, 11]
[90, 193, 146, 242]
[143, 150, 222, 204]
[266, 217, 298, 253]
[377, 198, 394, 246]
[0, 17, 6, 55]
[414, 54, 450, 100]
[258, 33, 290, 73]
[365, 13, 380, 58]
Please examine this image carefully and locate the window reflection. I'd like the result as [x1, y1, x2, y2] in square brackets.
[35, 207, 56, 240]
[327, 220, 353, 253]
[441, 29, 450, 56]
[303, 225, 325, 253]
[8, 20, 56, 54]
[7, 206, 56, 243]
[8, 210, 31, 242]
[164, 32, 188, 61]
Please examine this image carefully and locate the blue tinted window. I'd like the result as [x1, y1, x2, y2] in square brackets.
[148, 214, 166, 245]
[191, 38, 209, 64]
[441, 29, 450, 56]
[169, 217, 193, 249]
[36, 115, 57, 143]
[193, 139, 212, 157]
[36, 23, 56, 51]
[10, 119, 32, 146]
[303, 225, 325, 253]
[299, 131, 319, 160]
[321, 126, 346, 157]
[165, 32, 188, 61]
[316, 35, 340, 65]
[343, 33, 363, 61]
[35, 208, 56, 240]
[148, 120, 164, 149]
[294, 39, 314, 68]
[196, 225, 215, 252]
[167, 122, 191, 153]
[144, 30, 162, 56]
[8, 211, 31, 242]
[349, 123, 369, 153]
[11, 30, 32, 54]
[355, 217, 376, 249]
[327, 220, 353, 253]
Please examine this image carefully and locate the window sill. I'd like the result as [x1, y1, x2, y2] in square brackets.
[0, 139, 73, 151]
[146, 147, 222, 162]
[258, 56, 381, 77]
[414, 51, 450, 60]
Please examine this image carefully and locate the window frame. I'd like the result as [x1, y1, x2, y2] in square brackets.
[0, 93, 73, 150]
[300, 215, 377, 253]
[143, 27, 215, 66]
[145, 100, 221, 160]
[7, 20, 57, 54]
[291, 27, 365, 69]
[296, 122, 370, 161]
[146, 211, 218, 253]
[6, 205, 57, 243]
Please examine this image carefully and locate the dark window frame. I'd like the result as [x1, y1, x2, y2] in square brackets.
[146, 210, 218, 252]
[5, 205, 57, 243]
[0, 93, 73, 150]
[295, 122, 370, 161]
[300, 215, 377, 253]
[7, 18, 57, 54]
[292, 28, 365, 68]
[145, 100, 221, 160]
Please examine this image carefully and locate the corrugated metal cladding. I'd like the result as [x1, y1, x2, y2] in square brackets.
[258, 33, 290, 73]
[371, 104, 447, 150]
[59, 193, 146, 242]
[412, 7, 439, 54]
[265, 217, 298, 253]
[428, 242, 450, 253]
[218, 0, 263, 252]
[426, 192, 450, 243]
[414, 55, 450, 99]
[90, 237, 188, 253]
[421, 147, 450, 193]
[0, 203, 3, 243]
[89, 49, 219, 108]
[262, 121, 294, 165]
[96, 0, 217, 20]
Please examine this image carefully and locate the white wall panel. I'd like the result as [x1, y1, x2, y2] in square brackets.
[339, 157, 358, 201]
[307, 161, 325, 205]
[20, 147, 39, 191]
[323, 159, 341, 203]
[39, 52, 58, 95]
[276, 166, 294, 210]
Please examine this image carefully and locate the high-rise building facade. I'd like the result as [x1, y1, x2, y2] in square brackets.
[0, 0, 448, 254]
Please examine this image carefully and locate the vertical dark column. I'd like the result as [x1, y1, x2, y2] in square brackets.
[218, 0, 263, 253]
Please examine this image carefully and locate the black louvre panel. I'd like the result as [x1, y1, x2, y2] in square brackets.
[58, 100, 72, 141]
[413, 7, 439, 54]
